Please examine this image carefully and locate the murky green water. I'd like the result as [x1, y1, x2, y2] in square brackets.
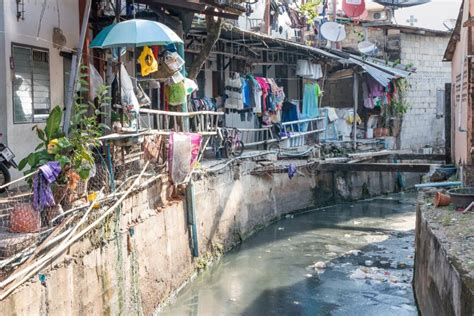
[160, 193, 418, 316]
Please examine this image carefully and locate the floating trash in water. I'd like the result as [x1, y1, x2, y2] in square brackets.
[277, 227, 285, 231]
[364, 260, 374, 267]
[313, 261, 327, 270]
[346, 249, 362, 256]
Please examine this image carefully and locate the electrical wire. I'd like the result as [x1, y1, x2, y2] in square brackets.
[36, 0, 48, 38]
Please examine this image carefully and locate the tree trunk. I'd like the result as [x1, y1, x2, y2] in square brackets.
[187, 16, 223, 81]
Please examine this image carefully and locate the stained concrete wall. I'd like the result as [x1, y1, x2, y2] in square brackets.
[414, 198, 474, 316]
[399, 33, 451, 151]
[1, 162, 420, 315]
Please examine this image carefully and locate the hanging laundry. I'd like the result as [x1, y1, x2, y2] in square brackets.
[302, 82, 320, 118]
[138, 45, 158, 76]
[168, 133, 202, 184]
[225, 73, 244, 110]
[242, 78, 252, 109]
[256, 77, 270, 112]
[247, 75, 262, 114]
[268, 79, 285, 106]
[184, 78, 198, 96]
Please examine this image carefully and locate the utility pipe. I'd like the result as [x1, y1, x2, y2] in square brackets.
[63, 0, 92, 134]
[186, 180, 199, 257]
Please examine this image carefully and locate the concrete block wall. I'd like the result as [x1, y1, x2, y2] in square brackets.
[399, 33, 451, 150]
[0, 163, 421, 315]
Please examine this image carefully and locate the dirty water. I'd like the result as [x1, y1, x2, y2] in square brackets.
[160, 193, 418, 316]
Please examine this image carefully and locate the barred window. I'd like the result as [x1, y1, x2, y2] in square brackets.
[12, 44, 50, 123]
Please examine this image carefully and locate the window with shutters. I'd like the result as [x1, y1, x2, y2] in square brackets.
[12, 44, 50, 123]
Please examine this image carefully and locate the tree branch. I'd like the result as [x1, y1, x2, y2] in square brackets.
[187, 16, 223, 81]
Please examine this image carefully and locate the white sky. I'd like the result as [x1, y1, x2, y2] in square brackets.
[367, 0, 462, 30]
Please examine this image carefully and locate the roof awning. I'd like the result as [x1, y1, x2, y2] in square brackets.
[187, 22, 412, 85]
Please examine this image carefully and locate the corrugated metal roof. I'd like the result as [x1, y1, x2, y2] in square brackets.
[224, 24, 344, 61]
[220, 23, 411, 84]
[349, 58, 394, 87]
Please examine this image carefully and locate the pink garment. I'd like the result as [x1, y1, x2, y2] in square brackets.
[168, 132, 202, 184]
[256, 77, 269, 112]
[367, 77, 385, 98]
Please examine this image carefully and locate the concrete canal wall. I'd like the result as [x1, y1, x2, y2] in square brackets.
[414, 196, 474, 316]
[1, 160, 421, 315]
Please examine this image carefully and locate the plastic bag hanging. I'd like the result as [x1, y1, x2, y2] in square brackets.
[138, 45, 158, 76]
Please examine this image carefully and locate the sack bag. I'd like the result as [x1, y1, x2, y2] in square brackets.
[163, 51, 185, 73]
[10, 203, 41, 233]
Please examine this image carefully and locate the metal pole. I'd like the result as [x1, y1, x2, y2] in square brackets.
[186, 180, 199, 257]
[63, 0, 92, 134]
[353, 72, 359, 149]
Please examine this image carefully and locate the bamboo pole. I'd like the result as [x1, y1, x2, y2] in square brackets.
[0, 162, 149, 300]
[62, 187, 104, 244]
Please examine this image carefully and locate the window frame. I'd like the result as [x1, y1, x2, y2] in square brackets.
[11, 43, 51, 124]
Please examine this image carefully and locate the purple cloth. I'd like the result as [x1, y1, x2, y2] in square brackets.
[288, 164, 297, 180]
[33, 161, 61, 212]
[367, 77, 385, 98]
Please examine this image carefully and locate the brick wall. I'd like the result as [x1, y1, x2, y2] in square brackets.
[399, 33, 451, 150]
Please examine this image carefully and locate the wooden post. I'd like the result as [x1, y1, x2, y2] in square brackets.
[353, 72, 359, 149]
[445, 83, 452, 164]
[264, 0, 271, 35]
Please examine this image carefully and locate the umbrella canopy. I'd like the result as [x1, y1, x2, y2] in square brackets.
[90, 19, 183, 48]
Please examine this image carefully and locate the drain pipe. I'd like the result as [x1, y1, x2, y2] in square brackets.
[186, 180, 199, 257]
[63, 0, 91, 134]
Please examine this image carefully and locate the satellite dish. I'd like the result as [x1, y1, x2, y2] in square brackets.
[358, 41, 378, 55]
[321, 22, 347, 42]
[373, 0, 430, 8]
[342, 0, 366, 18]
[443, 19, 457, 31]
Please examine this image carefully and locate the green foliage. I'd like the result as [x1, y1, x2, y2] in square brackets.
[390, 78, 411, 117]
[19, 106, 71, 177]
[19, 65, 110, 183]
[69, 82, 109, 179]
[299, 0, 322, 23]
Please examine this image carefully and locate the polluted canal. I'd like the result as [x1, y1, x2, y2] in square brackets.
[160, 193, 419, 315]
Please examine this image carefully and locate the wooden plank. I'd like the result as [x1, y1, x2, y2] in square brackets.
[316, 162, 437, 173]
[380, 154, 446, 161]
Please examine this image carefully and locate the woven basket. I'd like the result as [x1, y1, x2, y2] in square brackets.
[10, 203, 41, 233]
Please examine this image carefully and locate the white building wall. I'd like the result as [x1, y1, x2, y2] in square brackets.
[1, 0, 79, 179]
[399, 33, 451, 150]
[0, 1, 7, 145]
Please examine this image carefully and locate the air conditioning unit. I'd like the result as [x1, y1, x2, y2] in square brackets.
[366, 9, 389, 21]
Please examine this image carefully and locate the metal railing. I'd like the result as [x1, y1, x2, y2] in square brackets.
[236, 117, 325, 148]
[139, 109, 224, 135]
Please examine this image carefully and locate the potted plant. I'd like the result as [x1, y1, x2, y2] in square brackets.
[389, 79, 410, 137]
[19, 82, 109, 207]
